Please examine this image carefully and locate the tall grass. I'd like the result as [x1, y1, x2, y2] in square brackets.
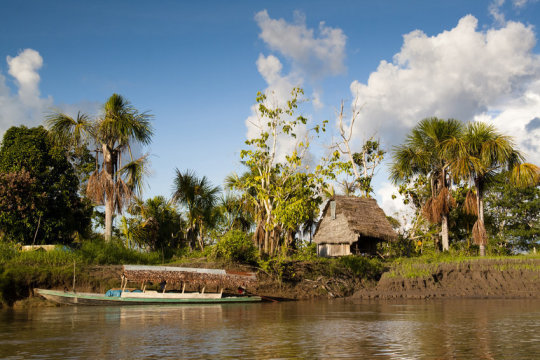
[0, 239, 163, 306]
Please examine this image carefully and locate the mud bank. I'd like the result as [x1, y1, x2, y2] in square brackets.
[353, 258, 540, 300]
[6, 258, 539, 308]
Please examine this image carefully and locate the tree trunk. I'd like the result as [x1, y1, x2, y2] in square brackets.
[264, 229, 270, 255]
[479, 244, 486, 257]
[103, 144, 115, 242]
[105, 197, 114, 242]
[441, 214, 449, 251]
[477, 180, 486, 257]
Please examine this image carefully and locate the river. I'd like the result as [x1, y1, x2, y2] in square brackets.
[1, 299, 539, 359]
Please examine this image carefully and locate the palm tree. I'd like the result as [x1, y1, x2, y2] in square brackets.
[172, 169, 220, 250]
[127, 196, 184, 252]
[390, 118, 463, 251]
[225, 171, 266, 253]
[446, 122, 539, 256]
[47, 94, 153, 241]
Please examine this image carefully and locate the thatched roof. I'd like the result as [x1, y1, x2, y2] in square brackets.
[122, 265, 257, 288]
[313, 196, 397, 244]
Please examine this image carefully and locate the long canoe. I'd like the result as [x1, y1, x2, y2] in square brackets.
[35, 289, 262, 305]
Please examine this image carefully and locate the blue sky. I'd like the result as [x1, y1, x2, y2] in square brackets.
[1, 0, 540, 218]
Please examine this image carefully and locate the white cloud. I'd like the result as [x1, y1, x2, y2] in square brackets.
[0, 49, 53, 138]
[245, 54, 307, 163]
[474, 79, 540, 164]
[489, 0, 539, 25]
[489, 0, 507, 25]
[376, 181, 415, 230]
[349, 15, 540, 154]
[247, 11, 347, 164]
[254, 10, 346, 79]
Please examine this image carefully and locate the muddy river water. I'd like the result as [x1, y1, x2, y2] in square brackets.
[1, 299, 539, 359]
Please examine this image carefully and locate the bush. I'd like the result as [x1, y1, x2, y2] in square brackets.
[292, 241, 317, 261]
[212, 230, 258, 264]
[337, 255, 385, 280]
[78, 238, 161, 265]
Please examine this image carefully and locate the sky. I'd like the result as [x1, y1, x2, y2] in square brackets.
[1, 0, 540, 220]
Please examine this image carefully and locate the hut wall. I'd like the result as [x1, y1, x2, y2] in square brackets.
[317, 243, 351, 257]
[313, 212, 357, 245]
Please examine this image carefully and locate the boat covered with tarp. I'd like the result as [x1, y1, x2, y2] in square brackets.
[35, 265, 261, 305]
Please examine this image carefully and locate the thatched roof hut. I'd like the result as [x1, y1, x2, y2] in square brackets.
[313, 196, 397, 257]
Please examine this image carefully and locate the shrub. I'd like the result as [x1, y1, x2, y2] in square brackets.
[78, 238, 161, 265]
[292, 241, 317, 261]
[337, 255, 385, 280]
[212, 230, 258, 264]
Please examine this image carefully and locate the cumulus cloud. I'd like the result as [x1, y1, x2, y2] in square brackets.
[246, 11, 347, 163]
[489, 0, 539, 25]
[474, 79, 540, 163]
[245, 54, 308, 163]
[254, 10, 346, 79]
[0, 49, 53, 138]
[348, 15, 540, 161]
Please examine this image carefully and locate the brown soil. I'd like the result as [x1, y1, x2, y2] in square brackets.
[353, 259, 540, 300]
[13, 258, 539, 307]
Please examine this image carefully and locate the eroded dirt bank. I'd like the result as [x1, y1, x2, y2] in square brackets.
[352, 259, 540, 300]
[9, 258, 540, 308]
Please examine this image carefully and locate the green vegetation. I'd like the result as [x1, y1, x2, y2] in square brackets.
[0, 126, 92, 244]
[47, 93, 154, 241]
[211, 230, 258, 264]
[0, 88, 538, 307]
[384, 252, 540, 279]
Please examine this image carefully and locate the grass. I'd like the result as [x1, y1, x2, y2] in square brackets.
[384, 252, 540, 279]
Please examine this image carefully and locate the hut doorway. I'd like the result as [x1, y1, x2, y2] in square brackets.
[350, 236, 379, 256]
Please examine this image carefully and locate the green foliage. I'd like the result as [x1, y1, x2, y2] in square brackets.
[292, 241, 317, 261]
[126, 196, 185, 252]
[0, 126, 92, 244]
[47, 94, 154, 241]
[485, 179, 539, 252]
[78, 238, 161, 265]
[337, 256, 385, 280]
[233, 88, 327, 255]
[172, 169, 220, 250]
[212, 230, 258, 264]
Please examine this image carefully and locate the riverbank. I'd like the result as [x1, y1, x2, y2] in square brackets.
[353, 257, 540, 300]
[3, 255, 539, 308]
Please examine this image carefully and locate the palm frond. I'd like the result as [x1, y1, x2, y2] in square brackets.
[511, 163, 540, 188]
[119, 155, 149, 197]
[464, 189, 478, 216]
[472, 220, 487, 245]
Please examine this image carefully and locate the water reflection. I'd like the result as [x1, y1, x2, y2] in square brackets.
[1, 299, 539, 359]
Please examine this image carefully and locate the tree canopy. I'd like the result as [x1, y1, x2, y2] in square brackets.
[0, 126, 92, 244]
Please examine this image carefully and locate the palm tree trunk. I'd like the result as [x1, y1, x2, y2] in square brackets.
[103, 144, 115, 242]
[103, 198, 114, 242]
[441, 214, 449, 251]
[478, 188, 486, 257]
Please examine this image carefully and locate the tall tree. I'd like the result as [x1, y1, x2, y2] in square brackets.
[327, 100, 385, 198]
[47, 94, 153, 241]
[446, 122, 539, 256]
[484, 177, 539, 252]
[390, 118, 463, 251]
[0, 126, 92, 244]
[126, 196, 185, 252]
[229, 88, 326, 255]
[172, 169, 220, 250]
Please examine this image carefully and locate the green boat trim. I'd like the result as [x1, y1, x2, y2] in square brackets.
[35, 288, 262, 305]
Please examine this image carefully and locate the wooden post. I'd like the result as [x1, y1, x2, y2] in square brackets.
[72, 261, 76, 293]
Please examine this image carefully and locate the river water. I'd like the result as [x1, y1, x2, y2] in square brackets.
[1, 299, 539, 359]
